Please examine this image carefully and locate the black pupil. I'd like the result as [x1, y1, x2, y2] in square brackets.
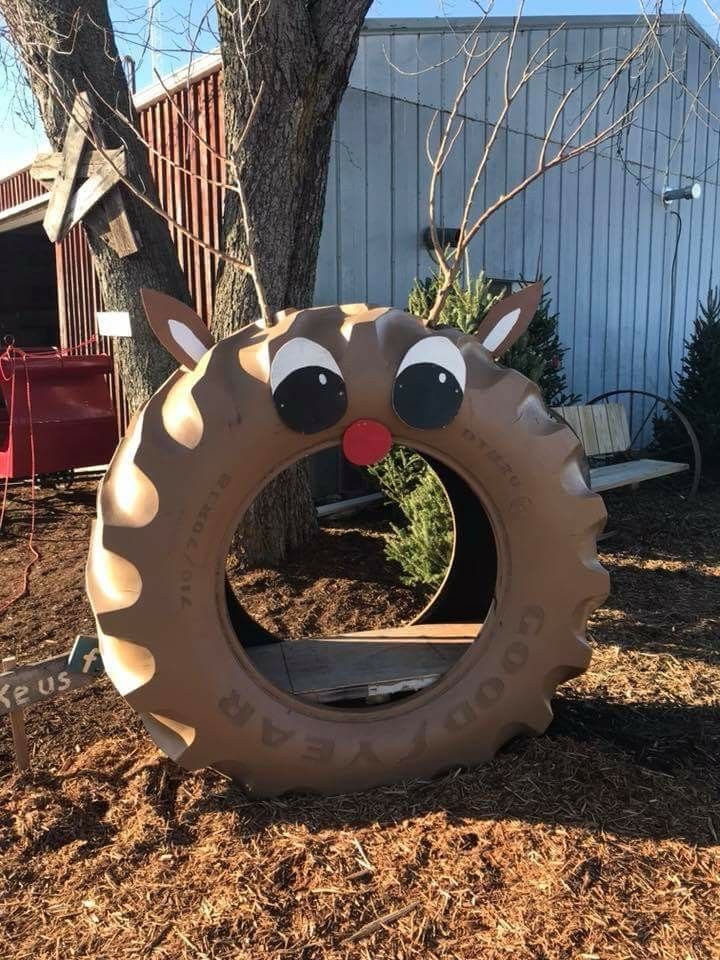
[393, 362, 463, 430]
[273, 365, 347, 434]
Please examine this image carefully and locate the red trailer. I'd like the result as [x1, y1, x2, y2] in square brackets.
[0, 349, 118, 480]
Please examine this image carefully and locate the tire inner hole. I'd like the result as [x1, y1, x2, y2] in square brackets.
[224, 447, 498, 709]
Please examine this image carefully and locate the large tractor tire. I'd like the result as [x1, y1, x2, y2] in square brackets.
[87, 302, 608, 797]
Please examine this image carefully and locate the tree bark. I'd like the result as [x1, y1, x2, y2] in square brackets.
[214, 0, 371, 564]
[0, 0, 192, 407]
[2, 0, 371, 567]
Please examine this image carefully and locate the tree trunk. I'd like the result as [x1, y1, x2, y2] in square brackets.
[3, 0, 371, 568]
[214, 0, 371, 565]
[0, 0, 192, 407]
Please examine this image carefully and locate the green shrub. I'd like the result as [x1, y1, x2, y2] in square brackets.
[407, 269, 500, 335]
[370, 269, 577, 588]
[368, 448, 453, 588]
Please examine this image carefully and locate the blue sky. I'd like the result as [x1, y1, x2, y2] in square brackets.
[1, 0, 717, 176]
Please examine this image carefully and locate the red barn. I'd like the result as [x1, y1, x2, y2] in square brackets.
[0, 52, 224, 434]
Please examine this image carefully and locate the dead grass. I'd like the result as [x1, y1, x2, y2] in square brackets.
[0, 479, 719, 959]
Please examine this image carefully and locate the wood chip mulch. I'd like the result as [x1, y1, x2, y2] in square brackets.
[0, 478, 718, 959]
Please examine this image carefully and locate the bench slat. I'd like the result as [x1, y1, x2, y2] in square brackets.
[578, 405, 602, 455]
[554, 403, 630, 456]
[589, 459, 688, 492]
[606, 403, 631, 451]
[245, 624, 477, 704]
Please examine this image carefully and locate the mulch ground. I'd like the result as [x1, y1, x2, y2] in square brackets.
[0, 477, 718, 959]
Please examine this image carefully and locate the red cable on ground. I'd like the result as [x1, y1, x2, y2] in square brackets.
[0, 345, 17, 532]
[0, 344, 40, 615]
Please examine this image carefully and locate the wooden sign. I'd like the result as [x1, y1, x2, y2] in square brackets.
[0, 651, 98, 718]
[67, 635, 104, 676]
[29, 92, 138, 257]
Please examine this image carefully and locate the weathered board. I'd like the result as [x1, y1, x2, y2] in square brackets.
[0, 652, 97, 717]
[1, 625, 480, 719]
[31, 148, 126, 183]
[99, 186, 138, 257]
[553, 403, 631, 456]
[246, 624, 478, 704]
[62, 162, 122, 235]
[32, 89, 137, 256]
[589, 459, 688, 492]
[43, 93, 94, 242]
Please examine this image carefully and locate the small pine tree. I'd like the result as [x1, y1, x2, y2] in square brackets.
[408, 269, 579, 405]
[371, 267, 578, 588]
[653, 286, 720, 470]
[370, 452, 454, 588]
[407, 269, 501, 335]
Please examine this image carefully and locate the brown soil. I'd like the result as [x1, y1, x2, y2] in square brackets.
[0, 478, 719, 959]
[229, 506, 433, 638]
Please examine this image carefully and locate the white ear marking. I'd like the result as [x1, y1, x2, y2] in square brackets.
[169, 319, 209, 364]
[482, 308, 521, 353]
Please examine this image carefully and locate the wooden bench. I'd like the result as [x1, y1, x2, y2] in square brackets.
[247, 623, 475, 705]
[552, 403, 689, 493]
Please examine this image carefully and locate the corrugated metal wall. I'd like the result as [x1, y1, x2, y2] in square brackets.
[317, 17, 720, 433]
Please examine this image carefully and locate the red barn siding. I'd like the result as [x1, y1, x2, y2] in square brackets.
[0, 64, 225, 434]
[137, 67, 225, 328]
[0, 167, 45, 213]
[0, 64, 224, 435]
[55, 227, 130, 432]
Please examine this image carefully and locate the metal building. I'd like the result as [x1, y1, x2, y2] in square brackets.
[0, 14, 717, 435]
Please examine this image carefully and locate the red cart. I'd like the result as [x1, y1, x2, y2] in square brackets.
[0, 349, 118, 480]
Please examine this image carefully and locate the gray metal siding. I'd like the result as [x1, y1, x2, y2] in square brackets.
[316, 18, 720, 416]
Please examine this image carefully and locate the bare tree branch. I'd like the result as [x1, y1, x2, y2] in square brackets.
[424, 4, 673, 327]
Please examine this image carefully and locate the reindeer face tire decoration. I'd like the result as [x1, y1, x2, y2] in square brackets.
[86, 285, 609, 797]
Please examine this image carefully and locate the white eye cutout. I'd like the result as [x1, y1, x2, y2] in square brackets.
[396, 336, 466, 392]
[482, 308, 521, 354]
[270, 337, 343, 392]
[168, 319, 209, 365]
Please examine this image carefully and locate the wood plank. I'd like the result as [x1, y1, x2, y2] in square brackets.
[43, 92, 93, 242]
[606, 403, 631, 451]
[589, 458, 688, 492]
[591, 404, 615, 456]
[342, 623, 478, 640]
[554, 405, 583, 441]
[0, 653, 96, 717]
[101, 186, 139, 257]
[61, 163, 122, 237]
[245, 625, 477, 704]
[555, 403, 632, 456]
[2, 656, 30, 771]
[578, 405, 602, 456]
[30, 148, 126, 183]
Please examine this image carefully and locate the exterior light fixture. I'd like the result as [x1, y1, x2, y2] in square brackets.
[662, 183, 702, 203]
[423, 226, 461, 251]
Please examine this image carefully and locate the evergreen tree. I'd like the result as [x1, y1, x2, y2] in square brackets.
[368, 448, 453, 589]
[370, 267, 579, 588]
[407, 268, 579, 405]
[407, 269, 500, 335]
[654, 286, 720, 470]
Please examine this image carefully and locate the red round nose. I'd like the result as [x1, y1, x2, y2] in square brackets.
[342, 419, 392, 466]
